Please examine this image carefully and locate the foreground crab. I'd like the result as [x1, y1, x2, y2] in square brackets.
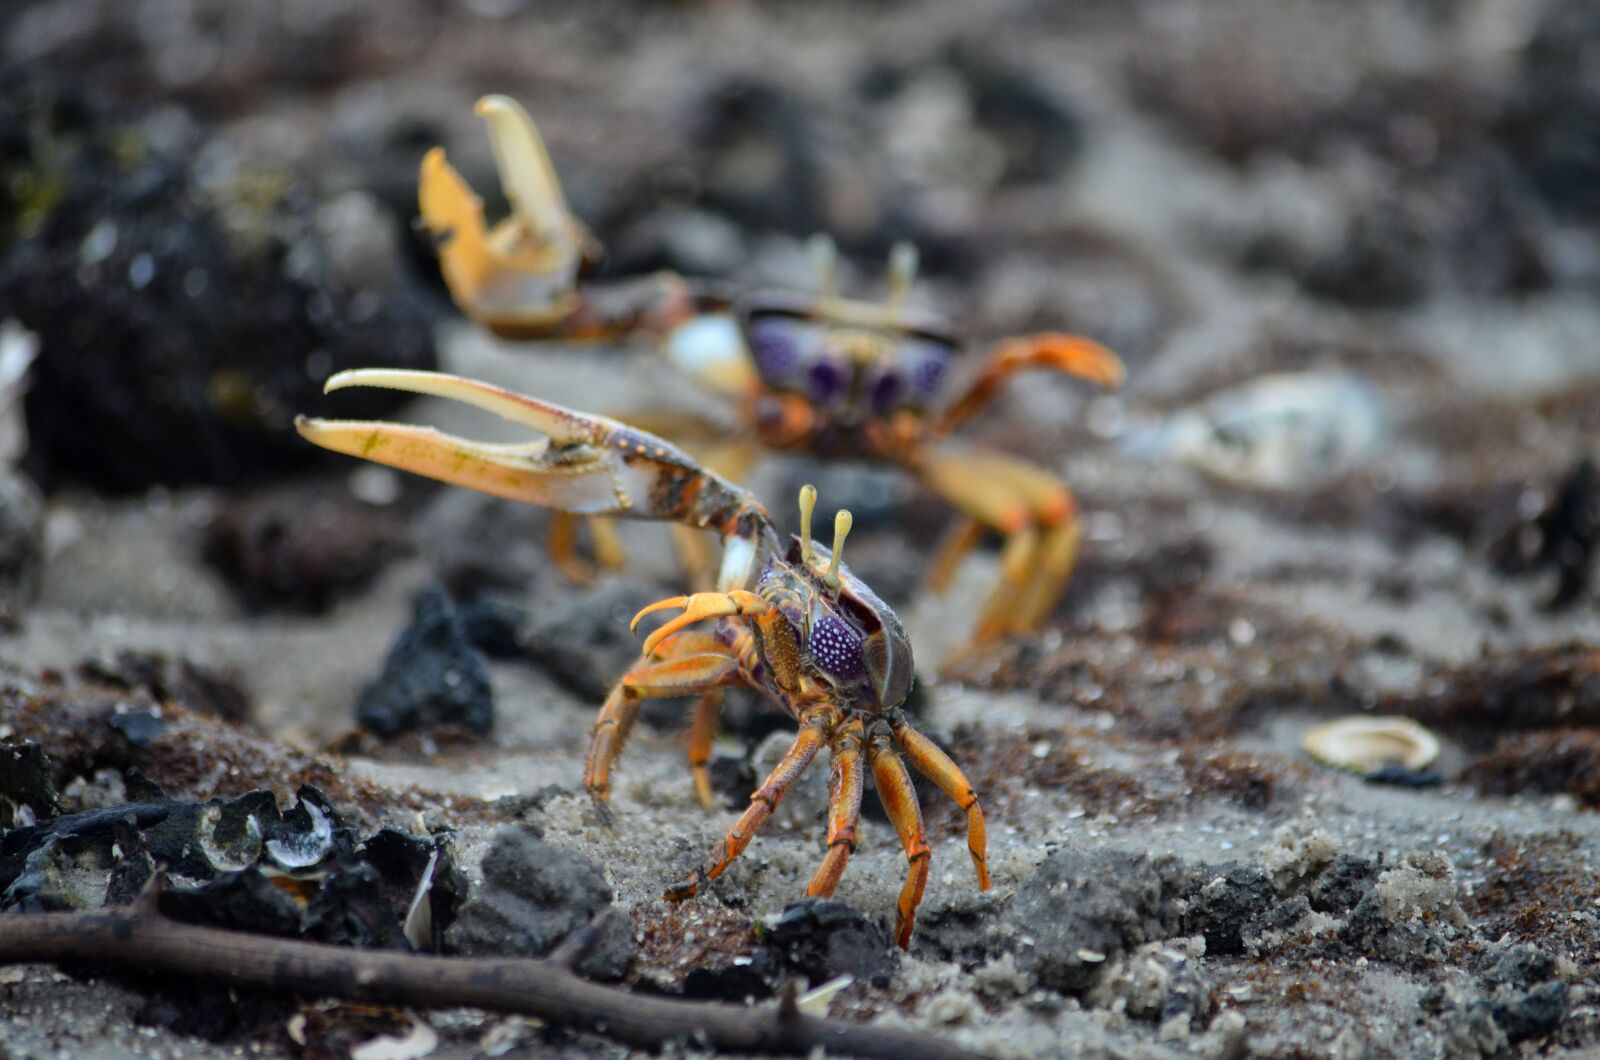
[423, 96, 1126, 640]
[297, 369, 989, 946]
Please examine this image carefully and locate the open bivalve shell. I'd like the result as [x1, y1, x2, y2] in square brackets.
[1302, 716, 1440, 773]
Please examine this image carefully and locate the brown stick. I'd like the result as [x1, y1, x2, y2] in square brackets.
[0, 894, 983, 1060]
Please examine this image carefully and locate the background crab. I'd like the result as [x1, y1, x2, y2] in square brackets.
[423, 96, 1125, 641]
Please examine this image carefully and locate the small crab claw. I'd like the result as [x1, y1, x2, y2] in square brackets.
[296, 369, 756, 533]
[937, 332, 1126, 438]
[632, 590, 769, 657]
[419, 96, 598, 333]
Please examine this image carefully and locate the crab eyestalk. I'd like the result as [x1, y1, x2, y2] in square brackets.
[798, 483, 819, 567]
[807, 233, 838, 300]
[823, 509, 853, 591]
[885, 240, 919, 317]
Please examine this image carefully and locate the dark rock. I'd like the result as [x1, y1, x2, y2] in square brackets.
[512, 577, 663, 701]
[445, 826, 631, 980]
[1493, 981, 1569, 1044]
[1, 834, 113, 911]
[159, 867, 304, 936]
[1481, 942, 1563, 990]
[0, 802, 168, 895]
[1493, 456, 1598, 610]
[79, 651, 252, 723]
[758, 899, 897, 987]
[356, 586, 493, 736]
[1005, 847, 1191, 994]
[0, 741, 64, 823]
[1306, 854, 1381, 915]
[303, 863, 408, 949]
[1182, 862, 1276, 956]
[202, 480, 413, 613]
[104, 818, 155, 906]
[681, 949, 780, 1002]
[263, 785, 355, 872]
[1363, 764, 1443, 787]
[1, 73, 437, 494]
[359, 828, 467, 952]
[106, 708, 167, 748]
[1422, 983, 1509, 1058]
[417, 489, 550, 599]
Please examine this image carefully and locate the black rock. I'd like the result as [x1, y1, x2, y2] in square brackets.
[1005, 847, 1191, 994]
[445, 826, 631, 980]
[511, 577, 664, 701]
[0, 802, 168, 895]
[303, 863, 408, 949]
[758, 899, 897, 987]
[1481, 942, 1564, 991]
[1, 73, 437, 493]
[106, 708, 167, 749]
[0, 741, 64, 823]
[1306, 854, 1381, 915]
[356, 586, 493, 736]
[159, 867, 304, 936]
[202, 480, 413, 613]
[79, 651, 252, 724]
[1182, 862, 1276, 957]
[1493, 981, 1570, 1043]
[681, 950, 780, 1003]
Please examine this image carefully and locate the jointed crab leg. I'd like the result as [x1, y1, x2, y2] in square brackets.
[585, 632, 740, 821]
[867, 727, 931, 949]
[664, 704, 837, 903]
[686, 689, 725, 810]
[920, 448, 1083, 639]
[890, 713, 990, 890]
[806, 717, 866, 899]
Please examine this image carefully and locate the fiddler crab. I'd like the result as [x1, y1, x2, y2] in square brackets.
[422, 95, 1126, 641]
[296, 371, 989, 946]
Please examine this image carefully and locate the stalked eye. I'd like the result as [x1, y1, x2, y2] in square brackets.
[808, 358, 847, 404]
[748, 317, 802, 380]
[808, 614, 866, 681]
[869, 368, 904, 413]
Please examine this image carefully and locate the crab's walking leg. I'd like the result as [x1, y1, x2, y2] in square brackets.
[868, 727, 930, 949]
[585, 634, 738, 824]
[920, 449, 1082, 639]
[925, 516, 987, 595]
[806, 717, 866, 898]
[890, 715, 990, 890]
[686, 689, 725, 810]
[664, 705, 835, 903]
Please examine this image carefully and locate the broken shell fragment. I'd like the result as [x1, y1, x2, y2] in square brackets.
[1303, 716, 1440, 773]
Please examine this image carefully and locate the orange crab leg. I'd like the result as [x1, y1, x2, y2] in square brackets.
[585, 638, 739, 822]
[891, 717, 990, 890]
[925, 516, 986, 595]
[868, 727, 930, 949]
[936, 332, 1124, 438]
[806, 717, 866, 898]
[686, 688, 725, 810]
[664, 705, 835, 903]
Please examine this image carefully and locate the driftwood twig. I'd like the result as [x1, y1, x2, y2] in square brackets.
[0, 888, 983, 1059]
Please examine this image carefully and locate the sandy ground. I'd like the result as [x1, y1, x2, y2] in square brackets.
[5, 0, 1600, 1057]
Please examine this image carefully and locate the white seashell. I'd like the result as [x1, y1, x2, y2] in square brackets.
[1302, 716, 1439, 772]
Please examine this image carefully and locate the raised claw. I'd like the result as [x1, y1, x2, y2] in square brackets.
[419, 96, 597, 334]
[296, 369, 746, 522]
[633, 590, 768, 657]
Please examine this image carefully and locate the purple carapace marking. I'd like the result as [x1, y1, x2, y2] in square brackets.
[808, 614, 866, 681]
[749, 318, 800, 380]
